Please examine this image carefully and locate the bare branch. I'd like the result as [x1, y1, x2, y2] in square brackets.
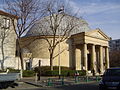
[4, 0, 43, 70]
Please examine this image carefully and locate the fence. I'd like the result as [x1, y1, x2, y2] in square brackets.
[47, 76, 102, 86]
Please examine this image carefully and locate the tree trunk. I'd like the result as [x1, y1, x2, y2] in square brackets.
[1, 40, 5, 70]
[19, 48, 24, 70]
[17, 39, 24, 70]
[50, 53, 53, 71]
[17, 39, 24, 78]
[1, 62, 4, 70]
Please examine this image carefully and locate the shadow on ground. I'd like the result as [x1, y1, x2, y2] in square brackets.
[0, 81, 18, 89]
[53, 82, 99, 90]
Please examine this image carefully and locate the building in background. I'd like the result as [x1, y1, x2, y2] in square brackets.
[109, 39, 120, 67]
[0, 10, 18, 69]
[109, 39, 120, 51]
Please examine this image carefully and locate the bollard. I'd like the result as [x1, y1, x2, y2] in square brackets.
[35, 73, 37, 83]
[86, 76, 89, 82]
[78, 77, 80, 82]
[96, 76, 99, 82]
[75, 76, 78, 83]
[61, 77, 64, 85]
[48, 78, 52, 86]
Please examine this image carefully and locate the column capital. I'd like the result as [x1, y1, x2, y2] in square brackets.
[103, 46, 109, 48]
[93, 44, 103, 47]
[83, 43, 88, 45]
[99, 45, 103, 47]
[88, 43, 95, 46]
[92, 44, 95, 46]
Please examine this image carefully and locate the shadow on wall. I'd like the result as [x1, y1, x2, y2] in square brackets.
[66, 38, 75, 69]
[0, 56, 10, 69]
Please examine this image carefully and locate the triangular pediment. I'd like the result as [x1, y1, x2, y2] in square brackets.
[85, 29, 110, 40]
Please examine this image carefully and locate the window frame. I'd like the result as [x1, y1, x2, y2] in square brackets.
[3, 18, 10, 29]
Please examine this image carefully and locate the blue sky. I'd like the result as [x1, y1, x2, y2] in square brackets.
[0, 0, 120, 39]
[67, 0, 120, 39]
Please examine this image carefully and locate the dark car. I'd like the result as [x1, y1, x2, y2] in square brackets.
[99, 68, 120, 90]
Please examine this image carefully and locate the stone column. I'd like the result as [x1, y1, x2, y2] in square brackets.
[99, 46, 104, 74]
[75, 48, 81, 70]
[105, 46, 110, 69]
[91, 44, 96, 73]
[72, 44, 76, 69]
[83, 43, 87, 70]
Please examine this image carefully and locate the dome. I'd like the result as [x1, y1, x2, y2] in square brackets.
[25, 14, 91, 37]
[22, 48, 31, 53]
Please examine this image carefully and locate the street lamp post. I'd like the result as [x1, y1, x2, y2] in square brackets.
[58, 6, 64, 79]
[58, 29, 61, 79]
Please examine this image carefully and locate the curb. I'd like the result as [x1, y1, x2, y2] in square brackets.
[23, 81, 44, 87]
[23, 80, 98, 88]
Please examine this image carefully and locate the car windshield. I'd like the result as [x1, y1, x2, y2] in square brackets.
[104, 69, 120, 76]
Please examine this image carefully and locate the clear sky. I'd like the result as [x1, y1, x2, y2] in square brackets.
[67, 0, 120, 40]
[0, 0, 120, 40]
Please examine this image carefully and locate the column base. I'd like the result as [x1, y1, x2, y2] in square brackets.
[95, 73, 100, 76]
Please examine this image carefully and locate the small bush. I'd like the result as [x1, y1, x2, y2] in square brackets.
[34, 66, 86, 76]
[23, 70, 35, 77]
[34, 66, 71, 76]
[0, 68, 20, 73]
[7, 68, 20, 73]
[53, 66, 70, 70]
[42, 70, 86, 76]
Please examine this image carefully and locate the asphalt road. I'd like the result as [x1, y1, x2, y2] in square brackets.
[5, 82, 99, 90]
[39, 82, 99, 90]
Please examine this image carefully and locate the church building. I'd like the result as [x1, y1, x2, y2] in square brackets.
[20, 14, 110, 75]
[0, 10, 110, 75]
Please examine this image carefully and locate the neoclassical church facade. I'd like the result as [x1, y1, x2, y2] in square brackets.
[20, 14, 110, 75]
[21, 29, 110, 75]
[0, 10, 110, 75]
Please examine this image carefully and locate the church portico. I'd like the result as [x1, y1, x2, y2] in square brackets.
[71, 29, 110, 75]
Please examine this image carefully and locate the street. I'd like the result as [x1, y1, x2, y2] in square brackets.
[55, 82, 99, 90]
[5, 82, 99, 90]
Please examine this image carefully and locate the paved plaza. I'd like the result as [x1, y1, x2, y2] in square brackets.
[2, 76, 100, 90]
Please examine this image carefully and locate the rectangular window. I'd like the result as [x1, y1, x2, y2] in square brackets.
[3, 18, 10, 29]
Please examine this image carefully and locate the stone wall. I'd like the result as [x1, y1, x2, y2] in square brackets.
[21, 37, 71, 68]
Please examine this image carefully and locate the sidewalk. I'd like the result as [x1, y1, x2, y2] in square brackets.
[20, 76, 50, 87]
[20, 76, 101, 87]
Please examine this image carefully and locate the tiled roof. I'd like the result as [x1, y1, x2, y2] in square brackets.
[25, 14, 91, 37]
[0, 10, 18, 19]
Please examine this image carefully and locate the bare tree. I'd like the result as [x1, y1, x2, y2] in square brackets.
[0, 19, 10, 70]
[110, 50, 120, 67]
[5, 0, 86, 71]
[33, 0, 81, 70]
[4, 0, 43, 70]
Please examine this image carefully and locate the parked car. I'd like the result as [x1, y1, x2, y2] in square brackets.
[99, 68, 120, 90]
